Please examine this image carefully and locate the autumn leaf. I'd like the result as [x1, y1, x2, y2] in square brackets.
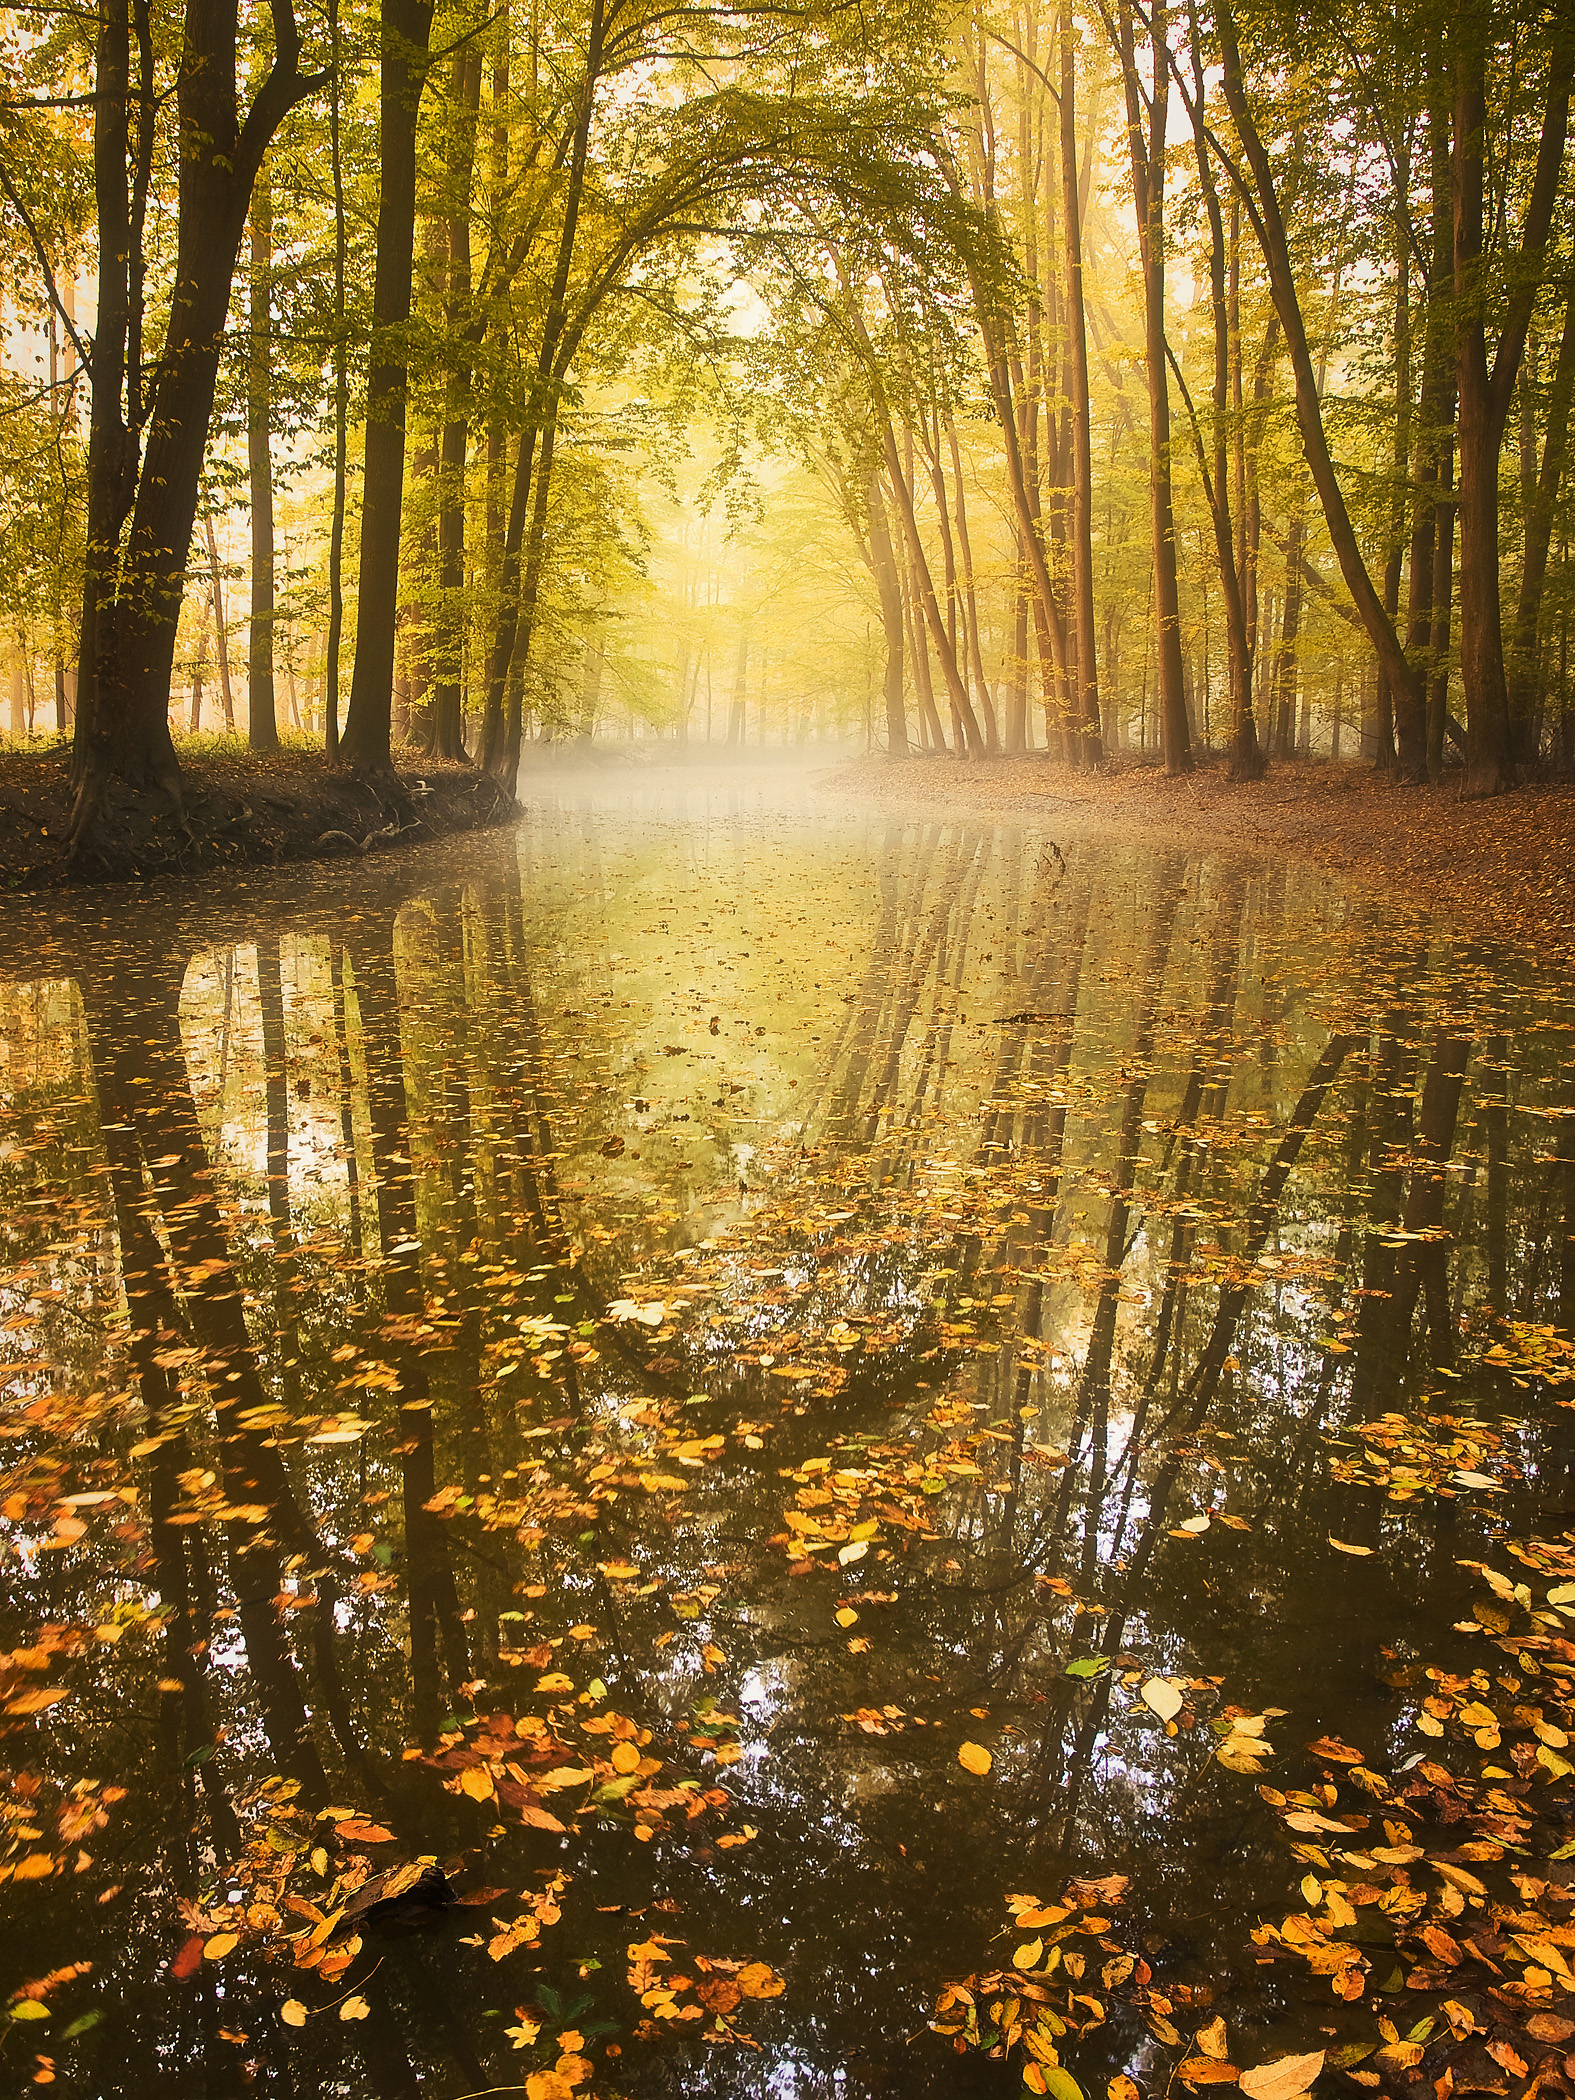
[202, 1933, 238, 1961]
[334, 1820, 395, 1843]
[1141, 1678, 1185, 1722]
[3, 1688, 70, 1716]
[1239, 2052, 1325, 2100]
[736, 1962, 785, 1999]
[169, 1938, 205, 1981]
[280, 2001, 307, 2028]
[458, 1766, 496, 1803]
[339, 1995, 370, 2021]
[958, 1741, 993, 1775]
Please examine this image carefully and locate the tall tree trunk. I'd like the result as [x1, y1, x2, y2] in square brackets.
[340, 0, 437, 773]
[70, 0, 314, 838]
[247, 168, 277, 752]
[868, 471, 907, 756]
[1506, 264, 1575, 756]
[431, 49, 482, 763]
[324, 0, 348, 762]
[1271, 497, 1305, 759]
[1117, 0, 1189, 772]
[1381, 137, 1419, 775]
[1176, 11, 1261, 775]
[204, 515, 236, 730]
[480, 0, 604, 782]
[1218, 0, 1425, 746]
[1062, 0, 1104, 768]
[1404, 65, 1454, 781]
[1451, 0, 1572, 794]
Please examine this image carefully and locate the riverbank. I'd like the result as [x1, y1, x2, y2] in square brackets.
[0, 741, 517, 891]
[823, 753, 1575, 960]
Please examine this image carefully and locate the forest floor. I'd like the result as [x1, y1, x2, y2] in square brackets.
[0, 741, 517, 891]
[825, 752, 1575, 962]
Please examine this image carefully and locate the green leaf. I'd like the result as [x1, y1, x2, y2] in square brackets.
[60, 2011, 103, 2040]
[1035, 2066, 1085, 2100]
[8, 2001, 51, 2021]
[594, 1774, 641, 1803]
[1064, 1658, 1108, 1679]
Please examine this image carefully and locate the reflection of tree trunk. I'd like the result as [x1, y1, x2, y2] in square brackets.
[1484, 1037, 1509, 1313]
[83, 962, 329, 1800]
[256, 938, 300, 1400]
[343, 919, 471, 1743]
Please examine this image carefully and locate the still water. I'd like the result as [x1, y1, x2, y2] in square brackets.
[1, 773, 1573, 2098]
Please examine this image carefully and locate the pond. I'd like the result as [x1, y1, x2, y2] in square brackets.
[2, 772, 1574, 2099]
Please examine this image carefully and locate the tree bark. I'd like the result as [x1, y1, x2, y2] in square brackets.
[1218, 0, 1425, 748]
[430, 48, 483, 763]
[1507, 272, 1575, 753]
[1063, 0, 1105, 768]
[247, 168, 277, 752]
[70, 0, 316, 838]
[339, 0, 437, 772]
[867, 470, 907, 756]
[1117, 0, 1189, 772]
[1451, 0, 1572, 794]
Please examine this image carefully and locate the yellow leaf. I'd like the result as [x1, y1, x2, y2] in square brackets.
[1239, 2053, 1325, 2100]
[958, 1741, 993, 1775]
[610, 1743, 641, 1774]
[835, 1607, 858, 1627]
[1141, 1678, 1185, 1722]
[1013, 1937, 1045, 1971]
[737, 1962, 785, 1999]
[203, 1933, 239, 1961]
[280, 2001, 307, 2028]
[459, 1765, 496, 1803]
[340, 1995, 370, 2022]
[525, 2076, 573, 2100]
[1327, 1539, 1373, 1557]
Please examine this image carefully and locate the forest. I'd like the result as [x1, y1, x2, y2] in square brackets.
[5, 3, 1575, 2097]
[0, 0, 1570, 840]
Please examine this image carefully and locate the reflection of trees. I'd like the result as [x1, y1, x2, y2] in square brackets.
[81, 950, 329, 1803]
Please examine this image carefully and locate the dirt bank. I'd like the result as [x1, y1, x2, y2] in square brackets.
[822, 754, 1575, 961]
[0, 743, 517, 892]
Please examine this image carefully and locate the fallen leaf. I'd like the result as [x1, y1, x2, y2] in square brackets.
[1141, 1678, 1185, 1723]
[202, 1933, 238, 1961]
[736, 1962, 784, 1998]
[340, 1996, 370, 2022]
[1327, 1539, 1373, 1557]
[1240, 2053, 1325, 2100]
[280, 2001, 307, 2028]
[958, 1742, 993, 1775]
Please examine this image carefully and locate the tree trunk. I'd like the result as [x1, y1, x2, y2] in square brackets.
[247, 168, 278, 752]
[430, 48, 482, 763]
[324, 0, 348, 762]
[868, 471, 907, 756]
[1506, 264, 1575, 757]
[1218, 0, 1425, 747]
[1404, 63, 1454, 781]
[1451, 0, 1572, 794]
[339, 0, 437, 773]
[1062, 0, 1104, 768]
[1117, 0, 1188, 772]
[70, 0, 314, 839]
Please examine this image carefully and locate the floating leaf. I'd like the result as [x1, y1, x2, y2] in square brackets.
[339, 1995, 370, 2021]
[280, 2001, 307, 2028]
[1239, 2052, 1324, 2100]
[1327, 1538, 1373, 1556]
[202, 1932, 239, 1961]
[958, 1741, 993, 1775]
[1141, 1678, 1185, 1722]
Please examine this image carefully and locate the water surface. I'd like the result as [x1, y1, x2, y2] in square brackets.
[2, 772, 1573, 2097]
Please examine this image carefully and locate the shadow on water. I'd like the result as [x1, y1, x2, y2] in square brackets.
[0, 770, 1573, 2096]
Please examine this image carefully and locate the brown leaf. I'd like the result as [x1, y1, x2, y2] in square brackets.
[334, 1820, 395, 1844]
